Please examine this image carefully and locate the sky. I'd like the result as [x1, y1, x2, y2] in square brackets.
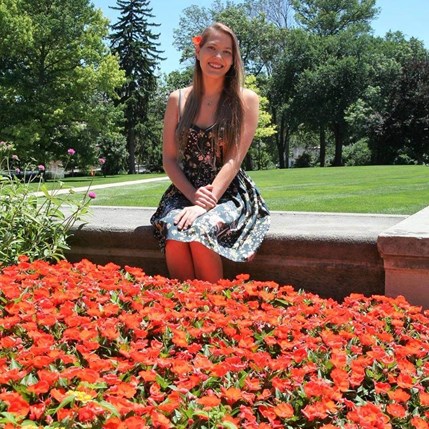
[91, 0, 429, 75]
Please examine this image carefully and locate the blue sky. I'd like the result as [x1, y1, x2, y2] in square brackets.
[92, 0, 429, 74]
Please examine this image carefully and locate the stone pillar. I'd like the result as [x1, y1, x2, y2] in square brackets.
[377, 206, 429, 309]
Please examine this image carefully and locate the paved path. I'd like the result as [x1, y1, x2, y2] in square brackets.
[31, 176, 170, 197]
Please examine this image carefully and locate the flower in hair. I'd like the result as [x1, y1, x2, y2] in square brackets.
[192, 35, 202, 48]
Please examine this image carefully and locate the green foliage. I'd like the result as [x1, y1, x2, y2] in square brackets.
[0, 0, 125, 165]
[348, 36, 429, 164]
[393, 152, 418, 166]
[271, 0, 380, 167]
[97, 133, 128, 175]
[382, 58, 429, 164]
[292, 0, 379, 36]
[342, 138, 372, 166]
[245, 75, 277, 169]
[0, 142, 93, 266]
[162, 69, 194, 94]
[294, 152, 313, 167]
[246, 75, 277, 139]
[269, 29, 317, 168]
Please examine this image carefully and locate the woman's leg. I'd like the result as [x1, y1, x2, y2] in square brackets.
[165, 240, 195, 281]
[190, 242, 223, 283]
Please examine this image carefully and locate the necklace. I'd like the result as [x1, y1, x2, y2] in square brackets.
[203, 94, 221, 107]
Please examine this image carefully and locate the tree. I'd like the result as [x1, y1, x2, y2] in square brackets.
[254, 0, 296, 28]
[109, 0, 164, 174]
[292, 32, 373, 166]
[286, 0, 379, 165]
[269, 29, 317, 167]
[137, 69, 194, 172]
[345, 32, 428, 164]
[0, 0, 125, 166]
[292, 0, 378, 36]
[245, 75, 277, 169]
[374, 58, 429, 164]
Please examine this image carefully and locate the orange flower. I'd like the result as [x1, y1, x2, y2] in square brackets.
[0, 259, 429, 427]
[171, 328, 188, 347]
[192, 35, 202, 47]
[411, 417, 429, 429]
[0, 391, 30, 417]
[27, 379, 50, 394]
[330, 368, 350, 392]
[221, 386, 242, 404]
[109, 381, 137, 399]
[273, 402, 294, 419]
[197, 395, 221, 408]
[397, 372, 414, 388]
[302, 400, 337, 421]
[386, 403, 407, 418]
[421, 391, 429, 407]
[150, 410, 173, 427]
[388, 388, 411, 403]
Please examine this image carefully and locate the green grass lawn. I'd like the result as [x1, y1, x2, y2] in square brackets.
[63, 165, 428, 215]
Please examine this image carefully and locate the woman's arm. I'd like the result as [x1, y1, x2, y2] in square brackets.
[210, 88, 259, 201]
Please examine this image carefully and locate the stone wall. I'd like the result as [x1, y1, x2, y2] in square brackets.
[378, 205, 429, 308]
[66, 207, 426, 305]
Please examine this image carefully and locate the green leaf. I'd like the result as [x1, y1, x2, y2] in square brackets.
[155, 374, 170, 390]
[98, 400, 120, 418]
[47, 395, 75, 415]
[21, 421, 39, 427]
[222, 421, 238, 429]
[0, 412, 19, 424]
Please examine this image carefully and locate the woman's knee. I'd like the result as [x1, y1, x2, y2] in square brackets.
[166, 239, 189, 252]
[165, 240, 195, 280]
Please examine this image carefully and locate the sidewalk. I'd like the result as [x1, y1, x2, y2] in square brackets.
[31, 176, 170, 197]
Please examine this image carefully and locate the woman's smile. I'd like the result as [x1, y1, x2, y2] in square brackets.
[208, 62, 223, 69]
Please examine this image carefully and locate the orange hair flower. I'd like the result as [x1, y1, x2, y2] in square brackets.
[192, 35, 202, 47]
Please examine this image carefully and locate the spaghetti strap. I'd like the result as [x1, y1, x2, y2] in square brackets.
[178, 89, 182, 121]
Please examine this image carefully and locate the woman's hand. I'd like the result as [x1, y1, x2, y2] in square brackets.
[194, 184, 218, 210]
[174, 205, 207, 230]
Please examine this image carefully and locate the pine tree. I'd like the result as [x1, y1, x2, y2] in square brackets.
[110, 0, 164, 174]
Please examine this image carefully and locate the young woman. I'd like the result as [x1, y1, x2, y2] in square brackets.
[151, 22, 270, 282]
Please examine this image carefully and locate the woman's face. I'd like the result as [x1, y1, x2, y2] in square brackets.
[196, 29, 233, 78]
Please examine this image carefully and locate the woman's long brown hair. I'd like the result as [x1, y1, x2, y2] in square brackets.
[176, 22, 244, 154]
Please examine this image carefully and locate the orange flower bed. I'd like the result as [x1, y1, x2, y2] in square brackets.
[0, 258, 429, 428]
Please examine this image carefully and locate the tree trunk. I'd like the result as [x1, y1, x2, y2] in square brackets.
[277, 112, 289, 168]
[332, 122, 343, 166]
[127, 126, 136, 174]
[284, 123, 290, 169]
[245, 153, 254, 170]
[273, 108, 284, 169]
[319, 125, 326, 167]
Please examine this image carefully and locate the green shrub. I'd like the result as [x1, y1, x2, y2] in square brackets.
[394, 151, 418, 165]
[294, 152, 314, 168]
[97, 134, 128, 175]
[343, 139, 372, 166]
[0, 141, 94, 266]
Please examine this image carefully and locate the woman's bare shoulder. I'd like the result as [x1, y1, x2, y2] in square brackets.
[241, 87, 259, 107]
[169, 86, 193, 100]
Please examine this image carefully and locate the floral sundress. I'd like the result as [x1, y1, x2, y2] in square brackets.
[150, 124, 270, 262]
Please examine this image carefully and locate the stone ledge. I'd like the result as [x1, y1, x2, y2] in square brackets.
[66, 206, 406, 302]
[378, 205, 429, 308]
